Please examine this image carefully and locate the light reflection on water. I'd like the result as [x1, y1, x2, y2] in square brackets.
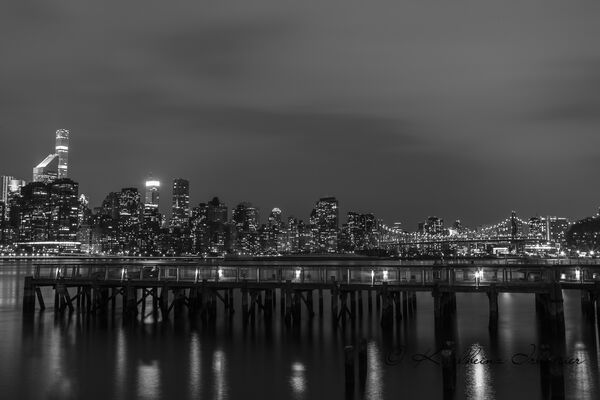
[290, 361, 306, 399]
[365, 341, 383, 400]
[464, 343, 495, 400]
[0, 261, 599, 399]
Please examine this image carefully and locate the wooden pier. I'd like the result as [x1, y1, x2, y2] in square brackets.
[21, 257, 600, 331]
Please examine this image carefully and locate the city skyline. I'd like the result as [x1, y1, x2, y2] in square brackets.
[3, 2, 600, 229]
[1, 127, 598, 231]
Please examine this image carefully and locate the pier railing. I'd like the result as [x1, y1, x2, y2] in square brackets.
[31, 262, 600, 287]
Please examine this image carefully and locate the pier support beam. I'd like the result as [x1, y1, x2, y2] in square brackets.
[488, 285, 498, 331]
[380, 283, 393, 329]
[23, 277, 36, 314]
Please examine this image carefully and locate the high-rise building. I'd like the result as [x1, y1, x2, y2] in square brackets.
[1, 176, 14, 205]
[312, 196, 339, 253]
[145, 177, 160, 208]
[55, 129, 70, 178]
[33, 154, 59, 183]
[48, 178, 79, 241]
[232, 202, 260, 254]
[171, 178, 190, 227]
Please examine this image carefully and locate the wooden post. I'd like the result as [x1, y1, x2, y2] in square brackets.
[265, 289, 273, 320]
[547, 283, 565, 338]
[285, 282, 293, 327]
[350, 290, 357, 321]
[488, 285, 499, 331]
[292, 291, 302, 324]
[340, 291, 348, 325]
[344, 345, 355, 397]
[441, 341, 457, 398]
[367, 288, 373, 312]
[358, 339, 367, 387]
[173, 288, 185, 321]
[280, 287, 285, 317]
[380, 283, 393, 329]
[331, 286, 339, 327]
[242, 287, 249, 325]
[306, 290, 315, 318]
[23, 277, 36, 314]
[402, 291, 408, 317]
[125, 285, 138, 320]
[357, 290, 363, 318]
[318, 288, 324, 317]
[393, 292, 402, 322]
[159, 285, 169, 319]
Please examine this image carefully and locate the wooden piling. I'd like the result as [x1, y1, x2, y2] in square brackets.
[488, 285, 499, 331]
[380, 283, 393, 329]
[344, 345, 355, 397]
[318, 288, 324, 317]
[23, 277, 36, 314]
[393, 292, 402, 322]
[441, 341, 457, 398]
[357, 290, 363, 318]
[358, 339, 367, 386]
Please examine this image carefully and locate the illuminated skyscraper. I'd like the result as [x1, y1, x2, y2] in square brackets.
[55, 129, 70, 178]
[33, 154, 59, 183]
[171, 178, 190, 227]
[312, 196, 339, 253]
[145, 176, 160, 208]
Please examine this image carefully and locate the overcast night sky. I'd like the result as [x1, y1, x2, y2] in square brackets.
[2, 1, 600, 229]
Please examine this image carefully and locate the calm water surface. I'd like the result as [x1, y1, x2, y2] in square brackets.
[1, 261, 599, 399]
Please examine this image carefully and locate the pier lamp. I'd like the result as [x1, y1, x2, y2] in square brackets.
[575, 268, 581, 282]
[121, 268, 126, 281]
[194, 268, 199, 283]
[474, 269, 482, 287]
[371, 270, 375, 286]
[295, 269, 302, 281]
[383, 270, 389, 282]
[218, 268, 223, 280]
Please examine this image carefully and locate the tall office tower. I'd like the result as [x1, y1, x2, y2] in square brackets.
[171, 178, 190, 227]
[313, 196, 339, 253]
[145, 176, 160, 208]
[119, 187, 142, 254]
[55, 129, 70, 178]
[33, 154, 59, 183]
[232, 202, 260, 254]
[48, 178, 79, 241]
[1, 176, 15, 205]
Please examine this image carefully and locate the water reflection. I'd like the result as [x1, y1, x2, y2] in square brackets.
[137, 360, 160, 399]
[464, 343, 495, 400]
[212, 349, 227, 400]
[1, 262, 600, 399]
[289, 362, 306, 399]
[365, 341, 383, 400]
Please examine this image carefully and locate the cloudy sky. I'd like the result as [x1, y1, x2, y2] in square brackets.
[2, 1, 600, 228]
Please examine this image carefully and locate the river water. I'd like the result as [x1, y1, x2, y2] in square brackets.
[1, 260, 599, 400]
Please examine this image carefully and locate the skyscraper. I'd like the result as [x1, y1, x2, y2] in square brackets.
[145, 176, 160, 208]
[33, 154, 59, 183]
[312, 196, 339, 253]
[55, 129, 70, 178]
[171, 178, 190, 227]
